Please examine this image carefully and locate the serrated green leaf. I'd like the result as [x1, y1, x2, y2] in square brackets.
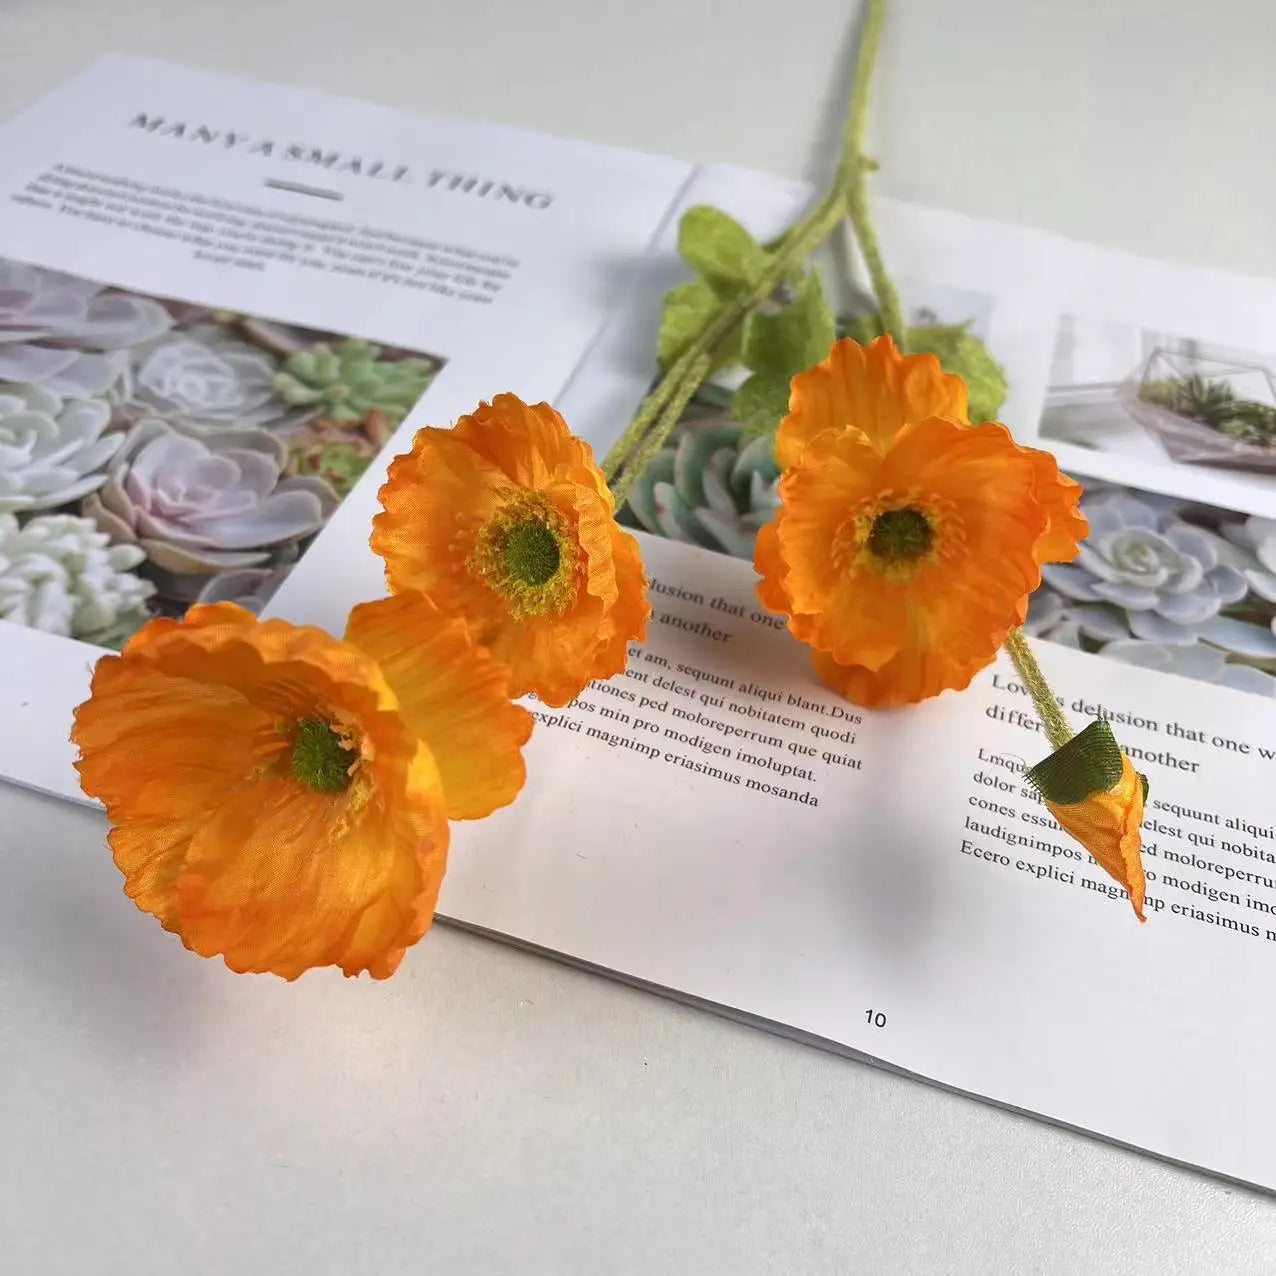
[731, 373, 792, 442]
[678, 206, 768, 289]
[741, 270, 836, 380]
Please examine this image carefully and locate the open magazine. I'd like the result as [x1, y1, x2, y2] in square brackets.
[3, 55, 1276, 1190]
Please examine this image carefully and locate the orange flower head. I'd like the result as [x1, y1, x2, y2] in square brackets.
[757, 337, 1088, 706]
[371, 394, 649, 707]
[1027, 720, 1148, 920]
[71, 597, 531, 979]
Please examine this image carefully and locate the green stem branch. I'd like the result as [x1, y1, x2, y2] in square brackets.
[1003, 628, 1074, 752]
[601, 0, 890, 489]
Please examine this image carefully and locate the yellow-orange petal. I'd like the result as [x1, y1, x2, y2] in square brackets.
[71, 603, 450, 980]
[589, 522, 652, 682]
[454, 393, 608, 497]
[1045, 754, 1146, 920]
[775, 335, 969, 468]
[345, 591, 533, 820]
[1029, 453, 1088, 565]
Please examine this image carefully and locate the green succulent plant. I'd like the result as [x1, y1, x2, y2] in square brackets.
[273, 339, 438, 425]
[1139, 374, 1276, 448]
[285, 413, 391, 497]
[620, 388, 780, 559]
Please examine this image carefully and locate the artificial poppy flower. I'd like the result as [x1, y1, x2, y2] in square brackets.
[1027, 719, 1148, 920]
[756, 414, 1087, 706]
[71, 596, 531, 979]
[371, 394, 649, 707]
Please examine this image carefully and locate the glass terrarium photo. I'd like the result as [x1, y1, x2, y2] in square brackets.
[1122, 345, 1276, 471]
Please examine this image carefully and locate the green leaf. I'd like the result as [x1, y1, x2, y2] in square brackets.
[742, 270, 836, 380]
[907, 322, 1008, 423]
[839, 312, 1009, 423]
[657, 279, 719, 371]
[656, 278, 745, 374]
[731, 373, 792, 442]
[678, 206, 768, 289]
[1026, 719, 1125, 806]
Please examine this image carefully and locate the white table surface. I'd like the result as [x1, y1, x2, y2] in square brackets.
[3, 1, 1276, 1271]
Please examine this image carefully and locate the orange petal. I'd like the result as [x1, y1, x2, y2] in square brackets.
[175, 752, 448, 979]
[776, 335, 968, 468]
[1046, 755, 1147, 920]
[589, 523, 652, 683]
[454, 394, 606, 495]
[345, 591, 533, 820]
[1028, 454, 1088, 564]
[753, 519, 791, 613]
[371, 426, 511, 625]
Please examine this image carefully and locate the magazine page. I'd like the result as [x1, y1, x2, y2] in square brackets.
[442, 164, 1276, 1188]
[0, 54, 693, 800]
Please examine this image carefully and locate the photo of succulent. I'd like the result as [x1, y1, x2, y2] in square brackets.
[0, 256, 446, 649]
[1042, 316, 1276, 479]
[617, 383, 781, 560]
[1024, 483, 1276, 698]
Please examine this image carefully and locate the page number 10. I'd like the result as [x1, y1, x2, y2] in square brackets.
[864, 1009, 887, 1028]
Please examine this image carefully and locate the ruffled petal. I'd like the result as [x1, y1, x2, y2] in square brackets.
[776, 335, 968, 468]
[345, 591, 533, 820]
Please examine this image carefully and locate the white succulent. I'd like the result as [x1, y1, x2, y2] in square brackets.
[0, 511, 154, 642]
[118, 324, 287, 430]
[0, 258, 172, 397]
[85, 418, 339, 575]
[0, 383, 123, 512]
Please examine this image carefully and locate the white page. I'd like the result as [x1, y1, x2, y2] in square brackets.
[0, 55, 692, 800]
[443, 164, 1276, 1188]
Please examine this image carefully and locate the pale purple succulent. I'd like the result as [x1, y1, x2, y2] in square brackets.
[195, 564, 292, 614]
[117, 324, 287, 430]
[0, 258, 172, 396]
[0, 384, 124, 512]
[1027, 486, 1276, 700]
[84, 419, 339, 576]
[1037, 488, 1247, 644]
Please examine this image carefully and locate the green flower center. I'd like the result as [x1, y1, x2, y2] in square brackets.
[469, 494, 577, 619]
[867, 507, 934, 562]
[290, 717, 358, 792]
[502, 518, 562, 587]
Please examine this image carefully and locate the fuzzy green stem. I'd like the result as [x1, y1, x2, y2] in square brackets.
[1003, 628, 1074, 752]
[609, 353, 713, 506]
[841, 0, 905, 347]
[601, 0, 891, 490]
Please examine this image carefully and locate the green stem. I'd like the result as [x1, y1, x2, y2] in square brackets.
[1003, 628, 1074, 752]
[609, 354, 712, 507]
[601, 0, 890, 489]
[841, 0, 905, 347]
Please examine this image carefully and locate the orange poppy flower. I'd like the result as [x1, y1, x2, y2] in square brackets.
[71, 596, 531, 980]
[756, 415, 1087, 706]
[758, 337, 1088, 706]
[1027, 720, 1148, 920]
[371, 394, 649, 707]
